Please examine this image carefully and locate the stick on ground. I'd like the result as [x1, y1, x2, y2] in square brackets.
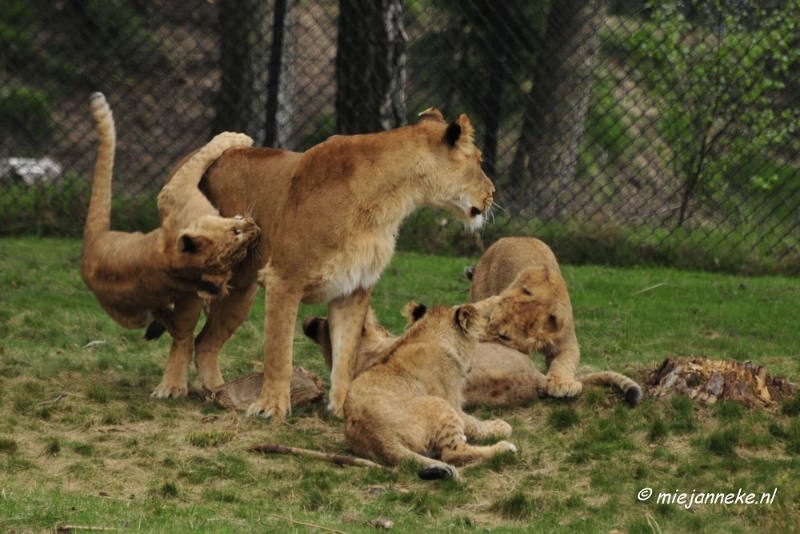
[248, 443, 393, 472]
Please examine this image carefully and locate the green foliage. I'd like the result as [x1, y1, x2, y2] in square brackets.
[547, 406, 581, 431]
[0, 84, 53, 138]
[613, 0, 800, 228]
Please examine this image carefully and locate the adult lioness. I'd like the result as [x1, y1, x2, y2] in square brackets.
[303, 310, 643, 408]
[170, 108, 494, 420]
[343, 302, 516, 480]
[80, 93, 260, 398]
[469, 237, 583, 398]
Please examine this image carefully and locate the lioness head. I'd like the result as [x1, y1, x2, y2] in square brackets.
[417, 108, 495, 231]
[473, 266, 571, 354]
[402, 301, 486, 341]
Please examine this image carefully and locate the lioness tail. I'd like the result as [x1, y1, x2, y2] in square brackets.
[578, 371, 643, 406]
[84, 92, 116, 243]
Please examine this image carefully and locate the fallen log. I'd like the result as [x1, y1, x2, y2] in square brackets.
[646, 357, 798, 409]
[207, 367, 326, 411]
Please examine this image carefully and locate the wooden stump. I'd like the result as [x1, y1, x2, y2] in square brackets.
[646, 357, 798, 409]
[208, 367, 326, 411]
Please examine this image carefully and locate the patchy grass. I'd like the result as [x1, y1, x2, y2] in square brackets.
[0, 237, 799, 533]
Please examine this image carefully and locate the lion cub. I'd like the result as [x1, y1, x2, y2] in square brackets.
[81, 93, 260, 331]
[304, 310, 643, 408]
[469, 237, 586, 398]
[81, 93, 260, 398]
[343, 302, 516, 480]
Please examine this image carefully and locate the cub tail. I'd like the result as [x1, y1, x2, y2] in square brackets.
[578, 371, 643, 406]
[84, 92, 116, 243]
[157, 131, 253, 216]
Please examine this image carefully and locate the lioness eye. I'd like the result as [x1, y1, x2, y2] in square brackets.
[233, 229, 241, 236]
[498, 334, 511, 341]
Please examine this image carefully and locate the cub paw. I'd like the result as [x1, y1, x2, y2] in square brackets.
[418, 463, 459, 481]
[151, 382, 188, 399]
[496, 441, 517, 454]
[547, 376, 582, 397]
[245, 390, 291, 421]
[486, 419, 513, 438]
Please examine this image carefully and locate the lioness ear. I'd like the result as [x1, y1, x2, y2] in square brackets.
[443, 114, 475, 147]
[402, 301, 427, 323]
[418, 107, 445, 123]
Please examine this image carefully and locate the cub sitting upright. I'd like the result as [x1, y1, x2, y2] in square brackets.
[80, 93, 260, 398]
[343, 302, 516, 480]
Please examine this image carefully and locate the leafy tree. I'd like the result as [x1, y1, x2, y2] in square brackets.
[622, 0, 800, 228]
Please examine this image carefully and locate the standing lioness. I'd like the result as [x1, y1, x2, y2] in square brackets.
[167, 108, 494, 420]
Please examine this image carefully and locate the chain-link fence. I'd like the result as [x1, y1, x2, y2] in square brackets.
[2, 0, 799, 274]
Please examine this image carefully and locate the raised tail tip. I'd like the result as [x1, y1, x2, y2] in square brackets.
[625, 384, 643, 406]
[90, 92, 106, 108]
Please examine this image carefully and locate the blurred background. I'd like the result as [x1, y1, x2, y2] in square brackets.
[1, 0, 798, 274]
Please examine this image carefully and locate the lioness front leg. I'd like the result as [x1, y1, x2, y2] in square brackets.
[152, 295, 204, 398]
[246, 266, 299, 421]
[327, 286, 373, 417]
[543, 330, 582, 397]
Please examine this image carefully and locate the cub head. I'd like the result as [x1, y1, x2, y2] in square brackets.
[402, 301, 486, 341]
[302, 308, 394, 376]
[472, 266, 571, 354]
[171, 214, 261, 298]
[416, 108, 495, 232]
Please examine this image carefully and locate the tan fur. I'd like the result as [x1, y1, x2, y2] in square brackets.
[303, 310, 643, 408]
[342, 303, 516, 480]
[469, 237, 584, 398]
[168, 107, 495, 420]
[79, 93, 260, 398]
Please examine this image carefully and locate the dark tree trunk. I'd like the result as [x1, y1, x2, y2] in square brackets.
[482, 0, 510, 180]
[508, 0, 605, 218]
[336, 0, 407, 135]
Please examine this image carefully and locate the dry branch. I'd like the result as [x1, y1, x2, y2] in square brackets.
[248, 443, 392, 472]
[271, 515, 349, 534]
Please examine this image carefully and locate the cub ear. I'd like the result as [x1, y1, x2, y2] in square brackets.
[178, 233, 212, 254]
[302, 316, 327, 344]
[444, 114, 475, 147]
[417, 107, 445, 123]
[542, 314, 564, 335]
[402, 301, 427, 324]
[454, 304, 479, 332]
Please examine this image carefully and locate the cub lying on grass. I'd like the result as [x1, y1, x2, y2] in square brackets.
[80, 93, 259, 398]
[303, 311, 642, 408]
[342, 302, 516, 480]
[470, 237, 591, 399]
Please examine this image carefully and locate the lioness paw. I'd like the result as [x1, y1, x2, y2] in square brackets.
[326, 386, 347, 418]
[245, 392, 291, 421]
[547, 377, 582, 397]
[151, 382, 188, 399]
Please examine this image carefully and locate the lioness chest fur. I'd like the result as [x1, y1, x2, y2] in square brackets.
[167, 108, 495, 420]
[343, 303, 516, 480]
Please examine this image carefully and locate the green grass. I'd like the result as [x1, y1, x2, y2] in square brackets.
[1, 237, 799, 532]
